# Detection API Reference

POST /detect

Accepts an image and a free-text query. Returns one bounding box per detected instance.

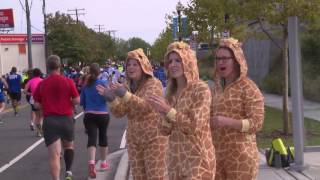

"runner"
[23,69,35,131]
[6,67,22,116]
[24,68,43,136]
[0,75,9,125]
[80,63,110,178]
[34,55,80,180]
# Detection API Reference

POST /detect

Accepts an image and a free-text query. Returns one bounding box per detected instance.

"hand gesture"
[110,82,127,97]
[147,95,171,115]
[96,84,116,102]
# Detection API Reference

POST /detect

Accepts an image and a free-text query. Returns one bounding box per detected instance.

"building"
[0,34,46,75]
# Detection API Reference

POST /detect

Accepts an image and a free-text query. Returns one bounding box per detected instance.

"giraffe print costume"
[109,49,168,180]
[211,38,264,180]
[162,42,216,180]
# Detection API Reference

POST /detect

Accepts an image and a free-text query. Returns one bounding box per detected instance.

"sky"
[0,0,189,44]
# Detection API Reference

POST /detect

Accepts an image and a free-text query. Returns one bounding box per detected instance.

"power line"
[105,30,117,38]
[31,24,43,33]
[67,8,85,24]
[94,24,104,33]
[29,0,33,12]
[18,0,26,12]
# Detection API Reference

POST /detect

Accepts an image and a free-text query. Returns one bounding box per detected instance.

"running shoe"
[65,171,73,180]
[0,119,3,125]
[30,124,35,131]
[100,161,109,171]
[36,131,42,137]
[88,163,96,178]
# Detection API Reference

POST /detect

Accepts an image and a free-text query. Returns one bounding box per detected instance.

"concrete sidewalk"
[119,150,318,180]
[264,93,320,121]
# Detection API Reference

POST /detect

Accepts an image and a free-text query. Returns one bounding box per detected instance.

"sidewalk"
[264,93,320,121]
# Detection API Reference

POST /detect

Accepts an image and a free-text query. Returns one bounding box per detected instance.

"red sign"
[0,34,44,43]
[0,9,14,28]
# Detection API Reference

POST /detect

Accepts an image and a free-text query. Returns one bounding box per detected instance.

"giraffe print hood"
[164,42,199,84]
[126,48,154,78]
[214,38,248,80]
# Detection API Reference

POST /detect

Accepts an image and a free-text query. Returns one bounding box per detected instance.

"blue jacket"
[80,79,108,112]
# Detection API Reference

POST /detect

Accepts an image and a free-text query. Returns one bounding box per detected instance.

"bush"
[197,53,215,81]
[262,53,283,94]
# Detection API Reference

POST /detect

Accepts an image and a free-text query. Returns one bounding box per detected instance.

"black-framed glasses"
[215,56,233,62]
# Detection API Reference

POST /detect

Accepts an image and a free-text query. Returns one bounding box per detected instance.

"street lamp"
[176,1,183,41]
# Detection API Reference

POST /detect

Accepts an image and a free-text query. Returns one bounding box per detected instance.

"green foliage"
[197,53,214,80]
[151,27,173,62]
[47,12,116,65]
[262,24,320,102]
[127,37,151,54]
[113,37,151,61]
[262,53,283,94]
[257,107,320,148]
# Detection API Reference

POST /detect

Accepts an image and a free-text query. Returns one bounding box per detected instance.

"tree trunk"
[282,26,291,135]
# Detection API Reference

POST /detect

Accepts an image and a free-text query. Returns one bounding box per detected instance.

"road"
[0,104,127,179]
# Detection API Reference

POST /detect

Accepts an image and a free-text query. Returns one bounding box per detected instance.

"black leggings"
[83,113,110,147]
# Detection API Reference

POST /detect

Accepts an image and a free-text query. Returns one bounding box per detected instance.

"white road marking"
[0,138,44,173]
[74,112,84,119]
[120,129,127,149]
[0,112,84,173]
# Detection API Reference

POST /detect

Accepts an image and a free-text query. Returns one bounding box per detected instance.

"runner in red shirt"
[34,55,80,180]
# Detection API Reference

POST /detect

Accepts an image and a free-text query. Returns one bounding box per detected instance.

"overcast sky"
[1,0,189,44]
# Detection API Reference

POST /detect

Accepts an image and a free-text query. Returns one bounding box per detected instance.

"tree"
[151,27,173,62]
[47,12,116,65]
[184,0,320,135]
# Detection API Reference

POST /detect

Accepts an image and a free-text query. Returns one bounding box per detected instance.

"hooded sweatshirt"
[211,38,264,180]
[163,42,215,179]
[109,48,166,144]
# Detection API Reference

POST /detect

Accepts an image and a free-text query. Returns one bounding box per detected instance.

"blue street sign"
[181,17,188,39]
[172,17,178,40]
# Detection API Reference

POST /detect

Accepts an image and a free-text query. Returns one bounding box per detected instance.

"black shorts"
[43,116,75,146]
[9,92,21,101]
[30,104,39,111]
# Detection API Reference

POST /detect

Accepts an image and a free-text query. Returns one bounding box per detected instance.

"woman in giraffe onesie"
[210,38,264,180]
[148,42,216,180]
[97,48,168,180]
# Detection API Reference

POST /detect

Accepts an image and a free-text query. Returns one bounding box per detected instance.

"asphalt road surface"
[0,104,127,180]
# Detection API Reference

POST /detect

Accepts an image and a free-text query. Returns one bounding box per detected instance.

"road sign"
[0,9,14,28]
[172,17,178,40]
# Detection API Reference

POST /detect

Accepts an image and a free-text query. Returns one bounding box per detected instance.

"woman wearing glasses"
[210,38,264,180]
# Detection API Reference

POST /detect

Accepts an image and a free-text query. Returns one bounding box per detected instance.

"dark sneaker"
[65,171,73,180]
[30,124,35,131]
[0,120,3,125]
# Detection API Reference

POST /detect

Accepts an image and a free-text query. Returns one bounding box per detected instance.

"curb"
[114,149,129,180]
[87,149,126,180]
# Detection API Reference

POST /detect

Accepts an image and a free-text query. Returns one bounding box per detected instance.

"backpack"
[265,137,295,168]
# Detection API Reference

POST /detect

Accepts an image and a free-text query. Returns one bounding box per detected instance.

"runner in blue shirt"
[6,67,22,116]
[0,76,8,124]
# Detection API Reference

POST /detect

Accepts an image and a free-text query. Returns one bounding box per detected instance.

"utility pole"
[94,24,104,33]
[42,0,48,73]
[105,30,117,38]
[67,8,85,23]
[25,0,33,69]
